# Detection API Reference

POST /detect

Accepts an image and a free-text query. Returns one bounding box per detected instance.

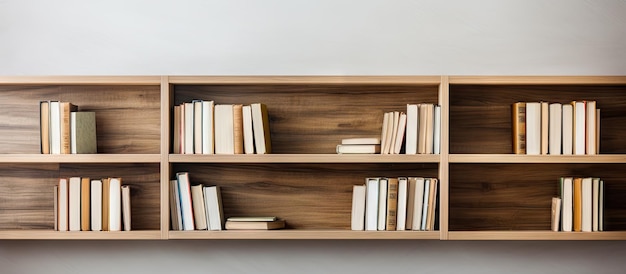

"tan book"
[389,111,400,154]
[426,178,438,231]
[214,104,235,154]
[540,102,549,155]
[573,177,582,232]
[512,102,526,154]
[425,104,434,154]
[121,185,131,231]
[551,197,562,232]
[40,101,50,154]
[596,109,601,153]
[251,103,272,154]
[202,100,215,154]
[191,184,208,230]
[418,104,430,154]
[193,100,203,154]
[80,177,91,231]
[60,102,78,154]
[58,178,68,231]
[225,219,285,230]
[71,112,97,154]
[169,180,182,231]
[405,177,416,230]
[586,101,596,155]
[53,185,58,231]
[242,105,254,154]
[380,112,390,154]
[102,178,110,231]
[385,178,399,230]
[173,105,181,154]
[233,104,244,154]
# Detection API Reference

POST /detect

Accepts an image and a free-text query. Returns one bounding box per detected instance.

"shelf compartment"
[169,230,440,240]
[449,163,626,231]
[171,163,439,230]
[170,154,440,163]
[0,154,161,163]
[0,230,162,240]
[448,231,626,241]
[449,154,626,163]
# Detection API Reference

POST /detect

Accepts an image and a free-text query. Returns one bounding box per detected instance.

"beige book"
[385,178,399,230]
[215,104,235,154]
[53,185,58,231]
[109,178,122,232]
[540,102,549,155]
[396,177,408,231]
[173,105,181,154]
[60,102,78,154]
[225,219,285,230]
[58,178,68,231]
[526,102,541,155]
[425,104,434,154]
[194,100,203,154]
[562,104,573,155]
[551,197,561,232]
[405,104,418,154]
[169,180,182,231]
[548,103,562,155]
[380,112,390,154]
[121,185,131,231]
[389,111,400,154]
[405,177,416,229]
[68,177,81,231]
[233,104,244,154]
[205,185,224,231]
[427,178,438,231]
[586,101,596,155]
[184,102,194,154]
[418,104,430,154]
[251,103,272,154]
[91,179,102,231]
[80,177,91,231]
[202,100,215,154]
[573,101,586,155]
[394,113,407,154]
[242,105,255,154]
[191,184,208,230]
[351,185,366,231]
[40,101,50,154]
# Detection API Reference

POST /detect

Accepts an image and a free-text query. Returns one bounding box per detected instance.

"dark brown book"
[512,102,526,154]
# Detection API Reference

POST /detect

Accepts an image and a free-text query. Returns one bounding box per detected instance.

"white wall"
[2,1,626,273]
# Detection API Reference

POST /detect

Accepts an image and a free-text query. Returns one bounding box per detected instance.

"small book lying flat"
[225,219,285,230]
[227,216,278,222]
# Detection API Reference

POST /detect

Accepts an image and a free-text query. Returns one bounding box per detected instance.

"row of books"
[173,101,271,155]
[351,177,438,231]
[39,101,97,154]
[169,172,224,231]
[512,101,599,155]
[380,104,441,155]
[552,177,604,232]
[54,177,131,231]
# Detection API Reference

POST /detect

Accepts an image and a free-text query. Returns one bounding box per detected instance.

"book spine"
[385,178,398,230]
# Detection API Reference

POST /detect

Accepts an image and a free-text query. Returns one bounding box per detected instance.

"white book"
[393,113,407,154]
[121,185,131,231]
[58,178,68,231]
[421,178,431,231]
[377,178,388,230]
[68,177,81,231]
[365,178,379,231]
[191,184,208,230]
[178,104,185,154]
[202,100,215,154]
[109,177,122,232]
[549,103,562,155]
[433,105,441,154]
[525,102,541,155]
[176,172,195,231]
[389,112,400,154]
[53,185,58,231]
[214,104,235,154]
[599,180,604,231]
[184,102,195,154]
[169,180,183,231]
[562,177,573,232]
[90,179,102,231]
[405,104,418,154]
[50,101,61,154]
[342,137,380,145]
[193,100,203,154]
[541,102,549,155]
[396,177,408,231]
[592,178,600,232]
[574,101,586,155]
[351,185,367,231]
[586,101,596,155]
[380,112,390,154]
[205,186,224,231]
[562,104,574,155]
[242,105,255,154]
[336,144,381,154]
[425,104,434,154]
[582,177,592,232]
[411,177,425,231]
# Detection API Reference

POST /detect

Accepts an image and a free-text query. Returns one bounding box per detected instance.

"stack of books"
[40,101,97,154]
[512,101,599,155]
[173,101,271,155]
[379,103,441,155]
[351,177,438,231]
[54,177,131,231]
[336,138,381,154]
[552,177,604,232]
[169,172,224,231]
[225,216,285,230]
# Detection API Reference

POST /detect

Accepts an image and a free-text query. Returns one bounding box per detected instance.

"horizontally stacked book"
[512,101,599,155]
[351,177,438,231]
[552,177,604,232]
[169,172,224,231]
[40,101,97,154]
[225,217,286,230]
[54,177,131,231]
[173,101,271,154]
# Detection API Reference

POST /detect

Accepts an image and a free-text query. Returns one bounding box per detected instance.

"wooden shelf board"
[448,76,626,85]
[169,154,440,163]
[168,230,440,240]
[449,154,626,163]
[448,231,626,240]
[0,76,161,85]
[0,230,163,240]
[0,154,161,163]
[168,76,441,85]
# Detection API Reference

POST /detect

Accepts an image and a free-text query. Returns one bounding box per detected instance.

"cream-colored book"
[121,185,131,231]
[191,184,207,230]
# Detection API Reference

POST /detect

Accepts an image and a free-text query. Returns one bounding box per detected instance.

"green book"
[70,112,97,154]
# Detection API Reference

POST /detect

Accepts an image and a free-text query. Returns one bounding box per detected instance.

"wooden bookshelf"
[1,75,625,240]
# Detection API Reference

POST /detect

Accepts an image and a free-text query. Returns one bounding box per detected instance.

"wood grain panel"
[449,163,626,231]
[172,163,438,229]
[173,84,439,154]
[0,85,160,154]
[449,85,626,154]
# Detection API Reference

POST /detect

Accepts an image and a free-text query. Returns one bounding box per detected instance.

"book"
[50,101,61,154]
[102,178,110,231]
[433,105,441,154]
[242,105,255,154]
[40,101,50,154]
[405,104,418,154]
[426,178,438,231]
[193,100,203,154]
[169,180,182,231]
[592,178,600,232]
[184,102,194,154]
[582,177,592,232]
[421,178,431,231]
[80,177,90,231]
[176,172,195,230]
[68,177,81,231]
[53,185,58,231]
[548,103,562,155]
[251,103,272,154]
[394,113,407,154]
[336,144,381,154]
[512,102,526,154]
[204,185,224,231]
[341,137,381,145]
[540,102,549,155]
[389,111,400,154]
[173,105,181,154]
[91,179,102,231]
[551,197,561,232]
[380,112,390,154]
[215,104,235,154]
[227,217,278,222]
[418,104,430,154]
[190,184,208,230]
[574,101,586,155]
[60,102,78,154]
[351,185,366,231]
[233,104,244,154]
[562,104,573,155]
[383,112,394,154]
[596,109,601,153]
[573,177,582,232]
[70,112,97,154]
[377,178,388,230]
[412,177,425,231]
[396,177,408,231]
[405,177,416,229]
[121,185,131,231]
[385,178,399,230]
[225,219,285,230]
[58,178,68,231]
[202,100,215,154]
[424,104,435,154]
[586,101,596,155]
[365,178,379,231]
[561,177,573,232]
[525,102,541,155]
[599,180,604,231]
[109,177,122,232]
